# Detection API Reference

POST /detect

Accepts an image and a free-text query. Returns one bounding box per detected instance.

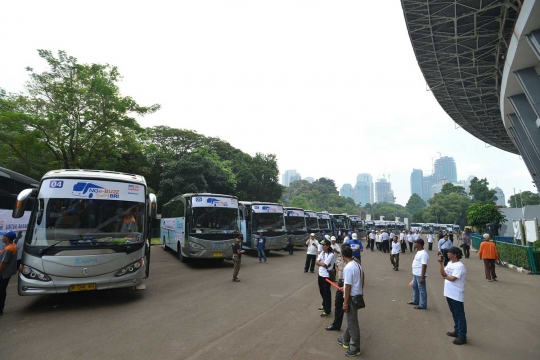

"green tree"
[290,195,310,209]
[508,191,540,207]
[467,204,506,233]
[405,194,427,214]
[6,50,160,170]
[469,177,497,204]
[441,183,467,196]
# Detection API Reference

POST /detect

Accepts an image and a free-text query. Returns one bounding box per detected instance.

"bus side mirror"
[12,188,35,219]
[148,193,157,219]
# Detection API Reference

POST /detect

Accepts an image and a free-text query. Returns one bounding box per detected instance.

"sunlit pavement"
[1,243,539,360]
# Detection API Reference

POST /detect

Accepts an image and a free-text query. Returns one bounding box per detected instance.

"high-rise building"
[340,184,353,199]
[422,175,436,201]
[410,169,424,199]
[281,170,301,187]
[304,177,315,184]
[356,173,374,204]
[353,181,370,206]
[494,187,505,207]
[375,177,394,203]
[434,156,457,183]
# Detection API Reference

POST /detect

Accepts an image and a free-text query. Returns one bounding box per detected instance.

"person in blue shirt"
[257,232,267,263]
[348,233,363,263]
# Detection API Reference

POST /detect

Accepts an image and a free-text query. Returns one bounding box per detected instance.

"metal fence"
[471,234,540,274]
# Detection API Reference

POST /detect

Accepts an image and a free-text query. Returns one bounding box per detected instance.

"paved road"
[1,243,539,360]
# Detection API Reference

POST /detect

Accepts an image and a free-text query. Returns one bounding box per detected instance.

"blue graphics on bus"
[207,198,220,205]
[72,182,104,198]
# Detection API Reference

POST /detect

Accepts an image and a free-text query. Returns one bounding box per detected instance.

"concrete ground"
[1,243,539,360]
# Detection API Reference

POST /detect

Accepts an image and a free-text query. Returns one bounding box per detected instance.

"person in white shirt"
[438,234,453,266]
[390,235,401,271]
[438,246,467,345]
[316,239,335,317]
[337,245,364,357]
[408,239,429,309]
[368,231,375,252]
[399,230,406,253]
[427,232,434,251]
[407,232,414,252]
[319,235,330,254]
[375,231,381,251]
[343,233,350,244]
[380,230,390,253]
[304,233,319,273]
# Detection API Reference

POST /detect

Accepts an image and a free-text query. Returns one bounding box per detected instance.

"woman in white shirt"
[316,239,335,317]
[375,231,381,251]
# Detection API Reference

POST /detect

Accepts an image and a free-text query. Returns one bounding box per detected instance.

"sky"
[0,0,535,206]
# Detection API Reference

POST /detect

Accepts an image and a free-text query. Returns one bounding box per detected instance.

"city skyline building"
[434,156,458,183]
[303,177,315,184]
[353,180,370,206]
[281,170,301,187]
[494,187,505,207]
[340,184,353,199]
[410,169,423,199]
[356,173,374,204]
[422,175,436,202]
[375,177,394,204]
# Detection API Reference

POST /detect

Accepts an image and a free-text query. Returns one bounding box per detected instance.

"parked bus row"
[410,223,460,234]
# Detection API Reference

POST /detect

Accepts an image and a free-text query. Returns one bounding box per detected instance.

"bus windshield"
[253,212,285,232]
[28,198,145,246]
[285,216,306,232]
[350,221,362,229]
[305,217,319,230]
[319,219,331,230]
[333,217,347,228]
[192,207,238,233]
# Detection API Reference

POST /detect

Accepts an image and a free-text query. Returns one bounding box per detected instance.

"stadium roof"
[401,0,521,154]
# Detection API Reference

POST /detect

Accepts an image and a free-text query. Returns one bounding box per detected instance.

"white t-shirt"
[412,250,429,276]
[444,261,466,302]
[306,239,319,255]
[317,251,335,278]
[331,243,341,254]
[343,260,362,296]
[427,234,434,243]
[343,236,350,244]
[369,233,375,240]
[407,234,413,242]
[399,233,405,241]
[380,232,389,241]
[412,233,419,241]
[375,234,381,243]
[391,241,401,254]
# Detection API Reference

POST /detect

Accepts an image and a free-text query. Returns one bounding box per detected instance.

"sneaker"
[233,278,240,282]
[320,312,331,317]
[318,307,325,312]
[446,331,458,337]
[452,337,467,345]
[337,338,349,349]
[345,348,362,357]
[258,261,261,263]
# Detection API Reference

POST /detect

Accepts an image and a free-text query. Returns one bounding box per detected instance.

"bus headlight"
[188,241,205,250]
[114,259,144,277]
[20,265,51,282]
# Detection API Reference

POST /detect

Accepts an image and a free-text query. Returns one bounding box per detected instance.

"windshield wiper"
[39,241,64,255]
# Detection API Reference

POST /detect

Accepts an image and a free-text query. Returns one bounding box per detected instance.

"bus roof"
[183,193,238,199]
[43,169,147,185]
[241,201,282,206]
[0,167,39,187]
[284,207,303,211]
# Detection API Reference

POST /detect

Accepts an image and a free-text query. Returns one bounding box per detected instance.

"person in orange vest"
[478,233,499,282]
[0,231,18,316]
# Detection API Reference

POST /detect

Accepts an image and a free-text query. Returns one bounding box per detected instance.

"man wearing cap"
[316,239,335,317]
[304,233,319,273]
[0,231,18,315]
[348,233,363,264]
[438,246,468,345]
[408,238,429,309]
[232,235,245,282]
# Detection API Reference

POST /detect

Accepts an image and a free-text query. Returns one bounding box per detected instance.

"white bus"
[317,212,332,240]
[284,207,309,246]
[161,193,241,262]
[239,201,287,251]
[12,170,157,295]
[304,210,321,240]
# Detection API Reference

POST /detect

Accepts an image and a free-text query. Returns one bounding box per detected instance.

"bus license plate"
[69,283,97,292]
[213,253,223,257]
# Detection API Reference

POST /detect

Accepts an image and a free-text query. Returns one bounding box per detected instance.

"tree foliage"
[467,204,506,233]
[441,183,467,196]
[412,193,471,228]
[405,194,427,215]
[507,191,540,207]
[469,177,497,204]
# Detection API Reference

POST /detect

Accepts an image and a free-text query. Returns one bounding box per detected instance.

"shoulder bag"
[350,261,365,309]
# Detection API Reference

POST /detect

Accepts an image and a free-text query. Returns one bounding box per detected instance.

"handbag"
[329,268,336,282]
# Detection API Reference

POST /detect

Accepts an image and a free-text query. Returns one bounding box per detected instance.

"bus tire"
[163,236,169,251]
[178,242,188,263]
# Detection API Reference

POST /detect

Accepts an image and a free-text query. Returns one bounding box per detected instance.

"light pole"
[393,196,397,220]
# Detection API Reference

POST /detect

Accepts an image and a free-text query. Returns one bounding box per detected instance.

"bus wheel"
[178,242,188,263]
[163,236,169,251]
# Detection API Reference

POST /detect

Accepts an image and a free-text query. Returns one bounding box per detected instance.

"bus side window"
[36,199,44,225]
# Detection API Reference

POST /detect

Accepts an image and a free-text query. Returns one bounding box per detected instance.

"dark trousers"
[446,297,467,339]
[376,242,381,251]
[318,275,332,314]
[331,280,344,329]
[442,250,450,266]
[305,254,316,272]
[288,243,294,255]
[369,239,375,251]
[462,244,470,258]
[483,259,497,280]
[408,242,414,252]
[382,240,390,253]
[0,276,11,313]
[232,256,241,280]
[401,241,407,253]
[390,253,399,269]
[428,242,433,251]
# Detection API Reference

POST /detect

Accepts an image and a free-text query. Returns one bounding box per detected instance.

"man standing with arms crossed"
[304,233,319,273]
[337,245,364,357]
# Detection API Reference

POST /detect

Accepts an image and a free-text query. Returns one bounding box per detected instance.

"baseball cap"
[3,230,16,241]
[330,236,336,241]
[320,239,329,246]
[325,235,331,241]
[414,238,424,246]
[352,233,358,239]
[310,233,315,237]
[447,246,463,256]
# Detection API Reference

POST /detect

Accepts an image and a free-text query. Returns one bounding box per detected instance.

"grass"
[150,238,161,245]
